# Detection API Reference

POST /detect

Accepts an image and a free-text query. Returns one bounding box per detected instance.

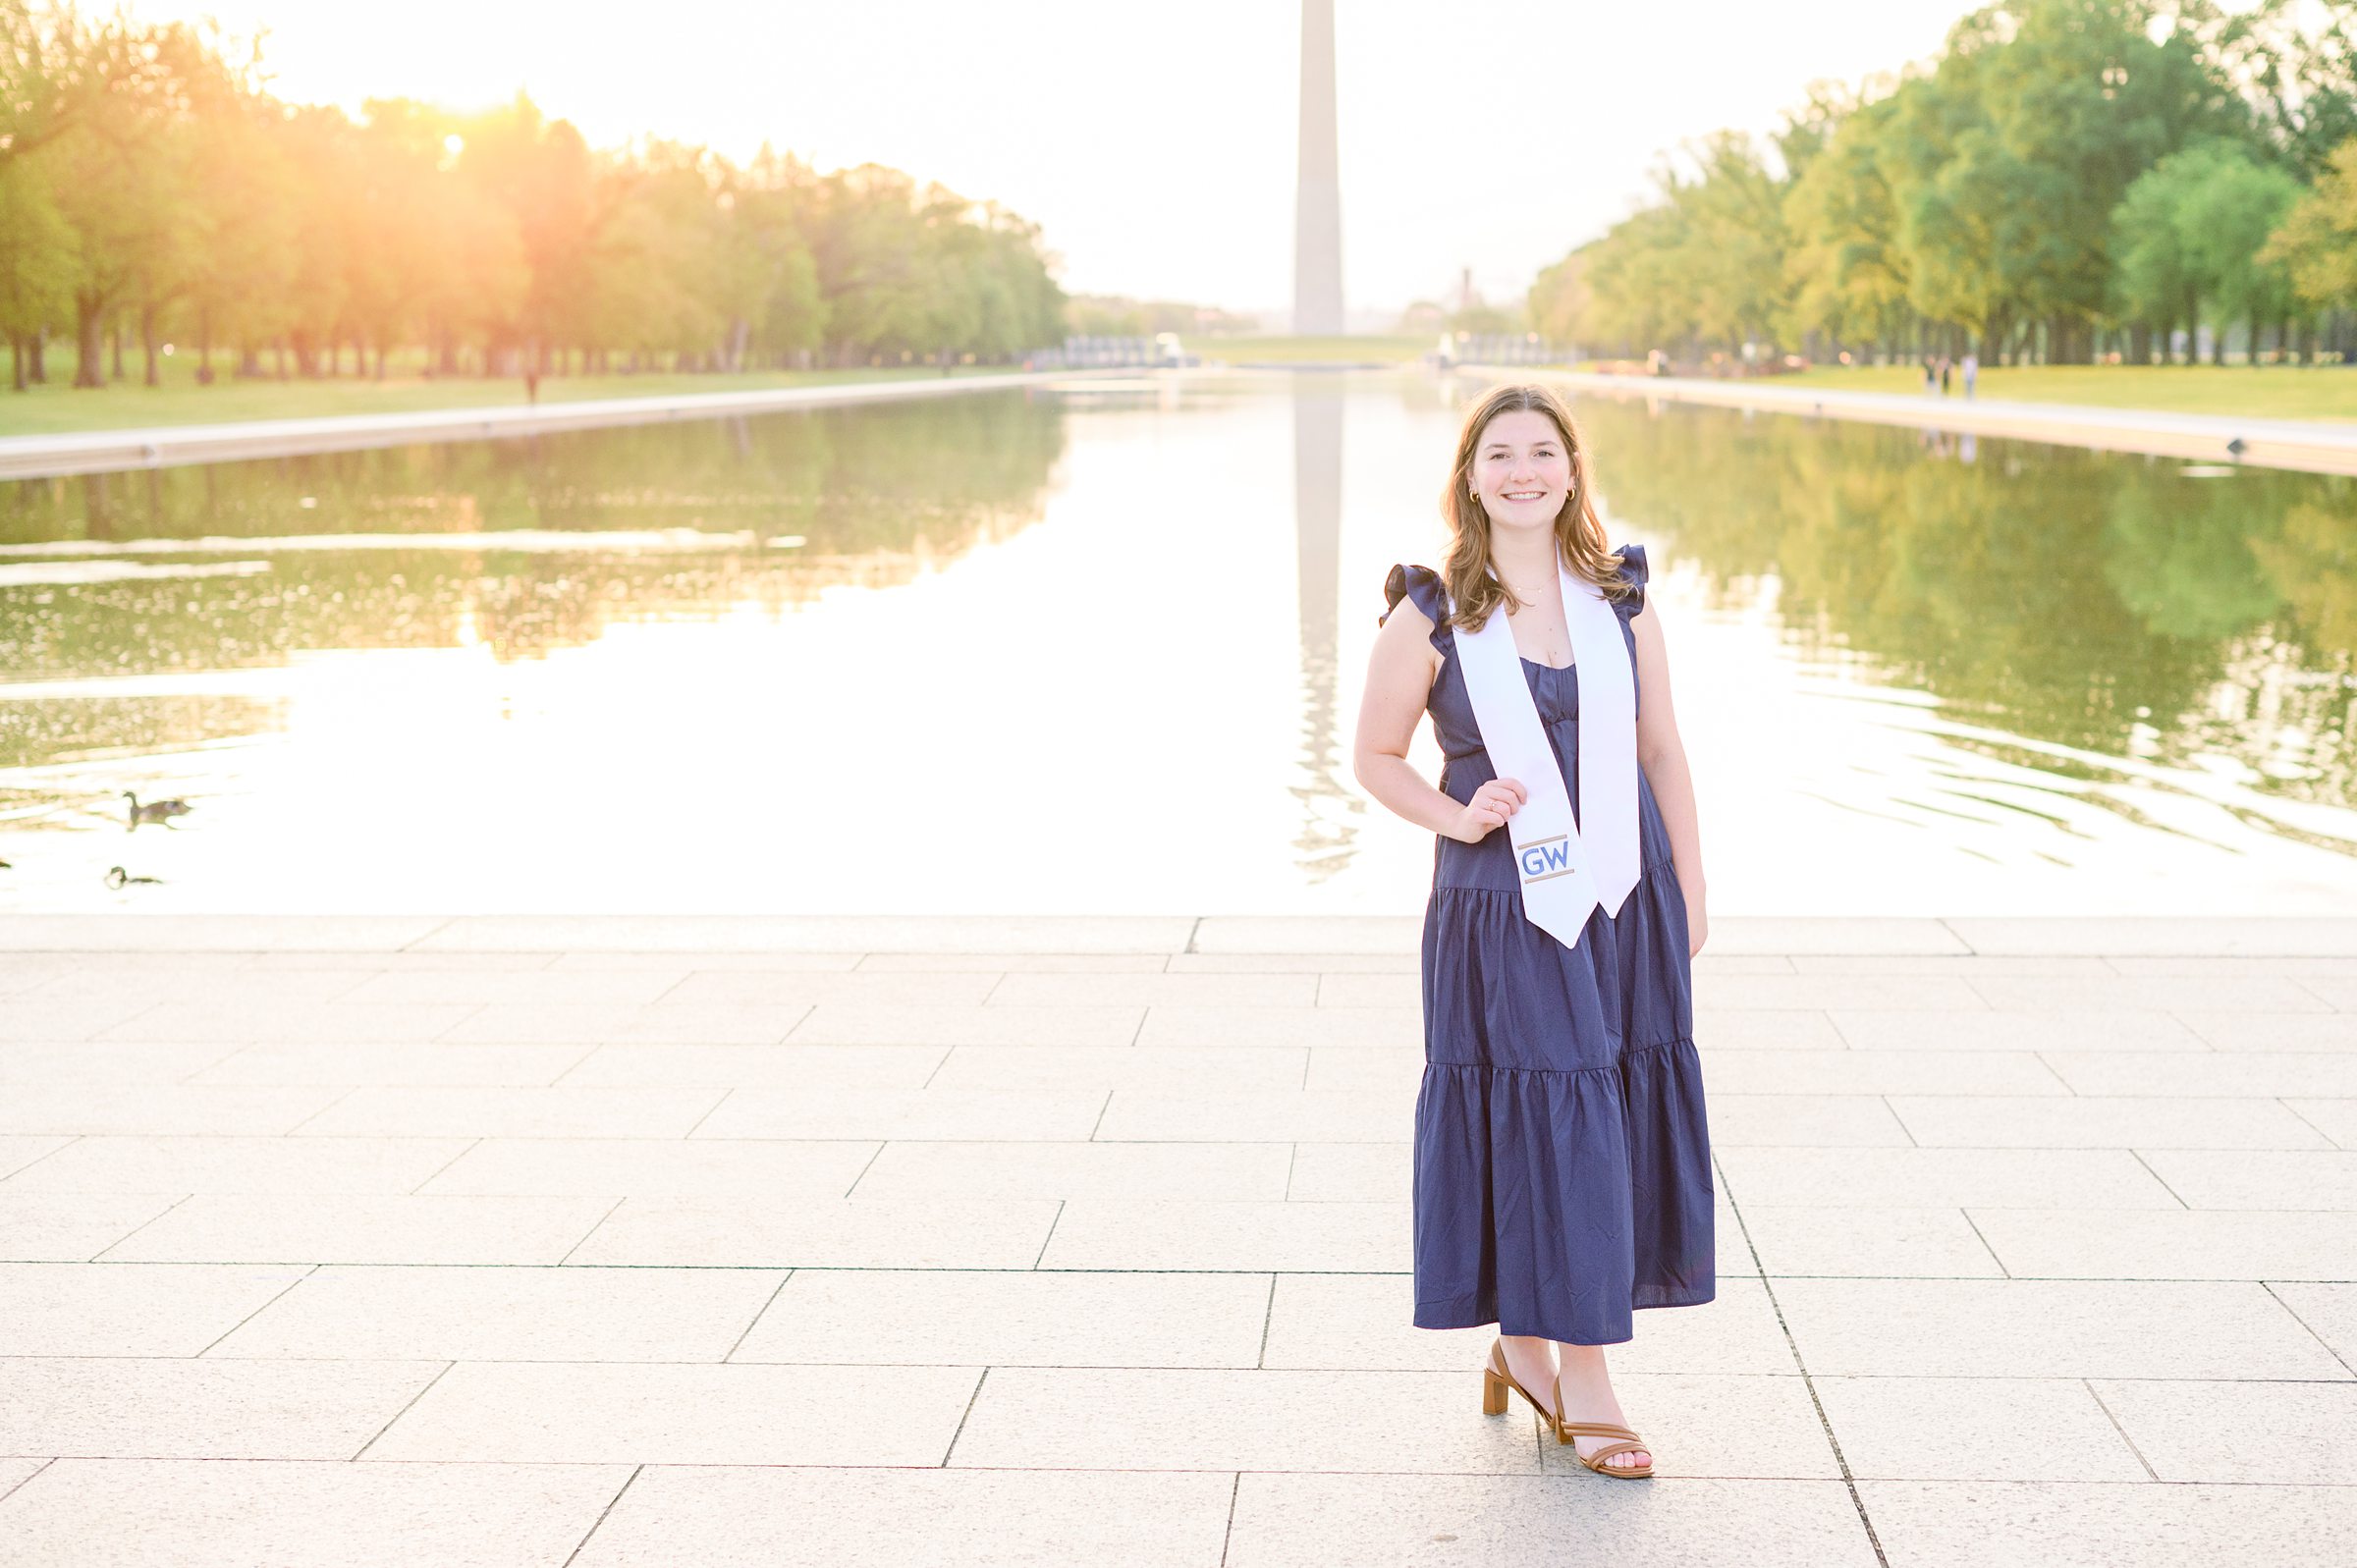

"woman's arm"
[1352,599,1522,841]
[1629,598,1709,955]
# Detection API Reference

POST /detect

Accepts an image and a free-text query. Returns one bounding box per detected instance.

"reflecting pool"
[1,372,2352,915]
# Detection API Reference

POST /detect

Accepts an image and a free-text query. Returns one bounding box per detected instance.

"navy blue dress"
[1381,545,1715,1345]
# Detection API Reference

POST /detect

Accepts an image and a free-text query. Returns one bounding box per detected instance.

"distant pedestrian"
[1922,359,1936,396]
[524,368,539,405]
[1962,352,1979,400]
[1940,357,1952,396]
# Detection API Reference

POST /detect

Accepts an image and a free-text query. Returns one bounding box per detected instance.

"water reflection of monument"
[1290,384,1360,878]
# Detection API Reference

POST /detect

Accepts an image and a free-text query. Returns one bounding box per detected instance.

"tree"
[0,152,71,387]
[2263,135,2357,318]
[44,17,212,386]
[2113,139,2300,364]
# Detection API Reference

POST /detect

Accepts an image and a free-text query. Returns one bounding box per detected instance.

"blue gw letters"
[1518,836,1572,880]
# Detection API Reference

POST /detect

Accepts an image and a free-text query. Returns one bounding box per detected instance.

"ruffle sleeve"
[1381,563,1448,628]
[1612,543,1649,619]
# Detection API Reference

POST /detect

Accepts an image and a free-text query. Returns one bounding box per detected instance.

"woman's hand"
[1686,892,1709,958]
[1447,778,1527,843]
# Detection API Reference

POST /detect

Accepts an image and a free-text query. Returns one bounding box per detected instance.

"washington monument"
[1294,0,1343,335]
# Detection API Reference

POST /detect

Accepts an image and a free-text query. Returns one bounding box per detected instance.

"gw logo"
[1516,835,1577,884]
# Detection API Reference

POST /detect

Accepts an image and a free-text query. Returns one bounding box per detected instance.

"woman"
[1351,382,1715,1478]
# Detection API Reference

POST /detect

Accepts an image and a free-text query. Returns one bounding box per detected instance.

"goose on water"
[124,792,192,831]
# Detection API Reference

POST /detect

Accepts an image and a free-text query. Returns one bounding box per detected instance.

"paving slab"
[1702,1094,1915,1147]
[1811,1375,2151,1482]
[556,1042,946,1089]
[0,916,446,950]
[95,1193,619,1266]
[1137,1004,1421,1048]
[0,1192,186,1262]
[1036,1198,1406,1271]
[20,969,370,1003]
[437,1002,805,1045]
[0,1134,472,1195]
[573,1466,1234,1568]
[2136,1149,2357,1210]
[564,1196,1060,1269]
[1689,1008,1848,1048]
[2038,1051,2357,1097]
[923,1044,1311,1093]
[1966,1207,2357,1280]
[0,1041,240,1084]
[366,1360,982,1465]
[1966,974,2332,1013]
[2267,1283,2357,1369]
[659,970,998,1006]
[1224,1473,1877,1568]
[295,1085,729,1138]
[848,1139,1292,1201]
[1736,1205,2007,1277]
[729,1269,1271,1367]
[0,1459,630,1568]
[0,1136,70,1180]
[0,1085,343,1136]
[1697,1049,2069,1096]
[414,914,1195,953]
[329,969,686,1005]
[210,1265,786,1361]
[1715,1147,2180,1210]
[1303,1046,1420,1091]
[2289,1097,2357,1145]
[2092,1378,2357,1483]
[787,1003,1144,1047]
[2175,1010,2357,1051]
[0,1357,440,1459]
[0,1262,311,1355]
[95,1002,484,1043]
[1165,951,1420,973]
[1698,975,1989,1011]
[1854,1479,2357,1568]
[1944,917,2357,955]
[0,1000,172,1042]
[414,1137,877,1198]
[1092,1089,1412,1142]
[1829,1009,2210,1052]
[1771,1278,2352,1379]
[188,1042,593,1087]
[1884,1095,2330,1149]
[856,951,1171,971]
[454,1002,817,1045]
[690,1086,1108,1141]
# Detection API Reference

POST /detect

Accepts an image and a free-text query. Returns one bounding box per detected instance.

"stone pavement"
[1,913,2353,1567]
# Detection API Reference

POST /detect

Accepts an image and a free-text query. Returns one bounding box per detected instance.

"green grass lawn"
[1775,362,2357,423]
[0,351,1047,438]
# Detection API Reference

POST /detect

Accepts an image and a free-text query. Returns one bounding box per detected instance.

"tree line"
[0,3,1069,392]
[1530,0,2357,367]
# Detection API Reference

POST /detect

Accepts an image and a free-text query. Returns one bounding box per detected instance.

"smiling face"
[1470,407,1575,533]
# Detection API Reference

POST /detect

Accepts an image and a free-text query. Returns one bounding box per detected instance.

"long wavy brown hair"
[1438,382,1631,631]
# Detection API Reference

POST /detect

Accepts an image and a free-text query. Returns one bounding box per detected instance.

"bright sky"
[129,0,1995,317]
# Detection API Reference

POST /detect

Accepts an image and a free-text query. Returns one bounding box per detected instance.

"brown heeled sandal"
[1553,1371,1655,1478]
[1480,1338,1560,1431]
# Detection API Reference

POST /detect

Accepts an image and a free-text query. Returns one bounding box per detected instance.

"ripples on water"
[0,373,2350,914]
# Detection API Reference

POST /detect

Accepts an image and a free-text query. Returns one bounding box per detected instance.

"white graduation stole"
[1450,552,1640,947]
